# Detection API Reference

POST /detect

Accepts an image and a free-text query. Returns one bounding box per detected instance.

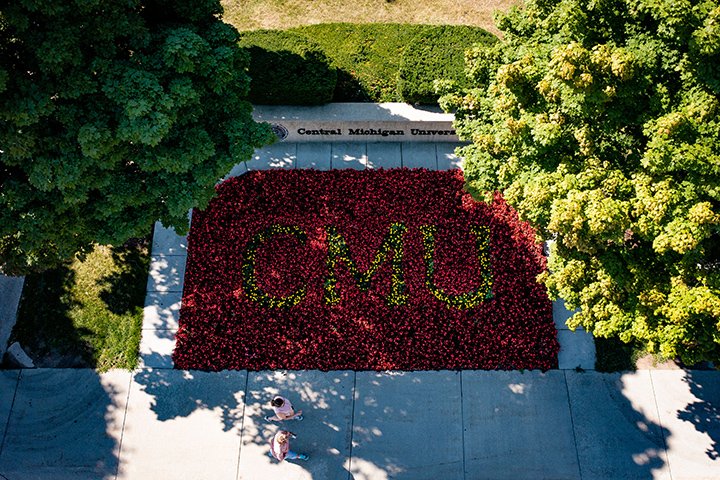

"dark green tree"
[0,0,274,274]
[441,0,720,364]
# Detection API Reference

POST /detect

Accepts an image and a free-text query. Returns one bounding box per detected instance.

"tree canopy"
[0,0,273,275]
[441,0,720,364]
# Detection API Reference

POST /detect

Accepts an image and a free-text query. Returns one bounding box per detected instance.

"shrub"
[397,25,496,104]
[239,24,497,105]
[290,23,424,102]
[239,30,337,105]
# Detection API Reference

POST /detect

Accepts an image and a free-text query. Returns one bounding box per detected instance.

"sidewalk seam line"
[563,370,583,480]
[236,371,250,480]
[649,371,673,480]
[0,369,21,463]
[364,142,368,170]
[460,370,466,480]
[114,369,134,480]
[347,371,358,480]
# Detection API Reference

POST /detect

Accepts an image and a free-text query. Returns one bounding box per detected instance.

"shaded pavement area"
[0,367,718,479]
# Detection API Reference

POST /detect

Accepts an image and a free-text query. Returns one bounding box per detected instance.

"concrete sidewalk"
[0,367,718,479]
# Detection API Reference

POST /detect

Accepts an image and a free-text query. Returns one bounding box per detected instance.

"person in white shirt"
[264,395,303,421]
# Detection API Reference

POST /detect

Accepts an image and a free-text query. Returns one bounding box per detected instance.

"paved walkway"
[1,142,718,479]
[1,368,718,479]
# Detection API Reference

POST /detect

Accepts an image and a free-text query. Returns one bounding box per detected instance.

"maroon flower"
[173,169,558,371]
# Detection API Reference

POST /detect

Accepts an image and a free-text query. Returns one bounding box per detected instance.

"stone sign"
[253,102,460,143]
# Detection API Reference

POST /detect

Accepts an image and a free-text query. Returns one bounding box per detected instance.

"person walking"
[264,395,303,421]
[268,430,309,462]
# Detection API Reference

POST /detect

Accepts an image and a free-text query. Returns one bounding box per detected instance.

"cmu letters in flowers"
[174,169,558,371]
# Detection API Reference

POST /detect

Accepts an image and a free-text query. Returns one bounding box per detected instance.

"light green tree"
[0,0,274,274]
[441,0,720,364]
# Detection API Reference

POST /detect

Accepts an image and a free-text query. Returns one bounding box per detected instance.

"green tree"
[441,0,720,364]
[0,0,274,274]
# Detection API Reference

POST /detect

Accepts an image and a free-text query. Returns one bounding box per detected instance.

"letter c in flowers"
[241,225,308,308]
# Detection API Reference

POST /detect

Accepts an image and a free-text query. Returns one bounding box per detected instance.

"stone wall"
[0,275,24,359]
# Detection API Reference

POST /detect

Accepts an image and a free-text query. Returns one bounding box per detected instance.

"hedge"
[239,23,496,104]
[290,23,423,102]
[397,25,496,104]
[238,30,337,105]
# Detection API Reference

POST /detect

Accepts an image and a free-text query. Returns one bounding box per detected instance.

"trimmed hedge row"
[397,25,496,104]
[238,30,337,105]
[239,23,496,105]
[292,23,420,103]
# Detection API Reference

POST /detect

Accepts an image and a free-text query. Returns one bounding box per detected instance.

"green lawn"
[221,0,518,36]
[12,241,149,371]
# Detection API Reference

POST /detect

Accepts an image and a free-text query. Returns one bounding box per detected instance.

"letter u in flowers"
[419,225,493,309]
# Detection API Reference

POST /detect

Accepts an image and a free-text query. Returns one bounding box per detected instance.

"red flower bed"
[173,169,558,371]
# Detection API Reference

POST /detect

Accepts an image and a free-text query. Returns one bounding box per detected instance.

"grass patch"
[11,240,149,371]
[221,0,518,36]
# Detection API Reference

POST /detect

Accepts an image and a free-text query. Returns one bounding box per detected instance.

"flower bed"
[174,169,558,371]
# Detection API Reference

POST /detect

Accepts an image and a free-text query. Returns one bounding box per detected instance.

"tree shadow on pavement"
[129,353,705,480]
[131,361,355,480]
[0,368,127,480]
[565,371,671,480]
[131,367,245,427]
[677,370,720,460]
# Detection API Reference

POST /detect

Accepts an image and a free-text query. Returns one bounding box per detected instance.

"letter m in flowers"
[324,223,408,306]
[420,225,493,309]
